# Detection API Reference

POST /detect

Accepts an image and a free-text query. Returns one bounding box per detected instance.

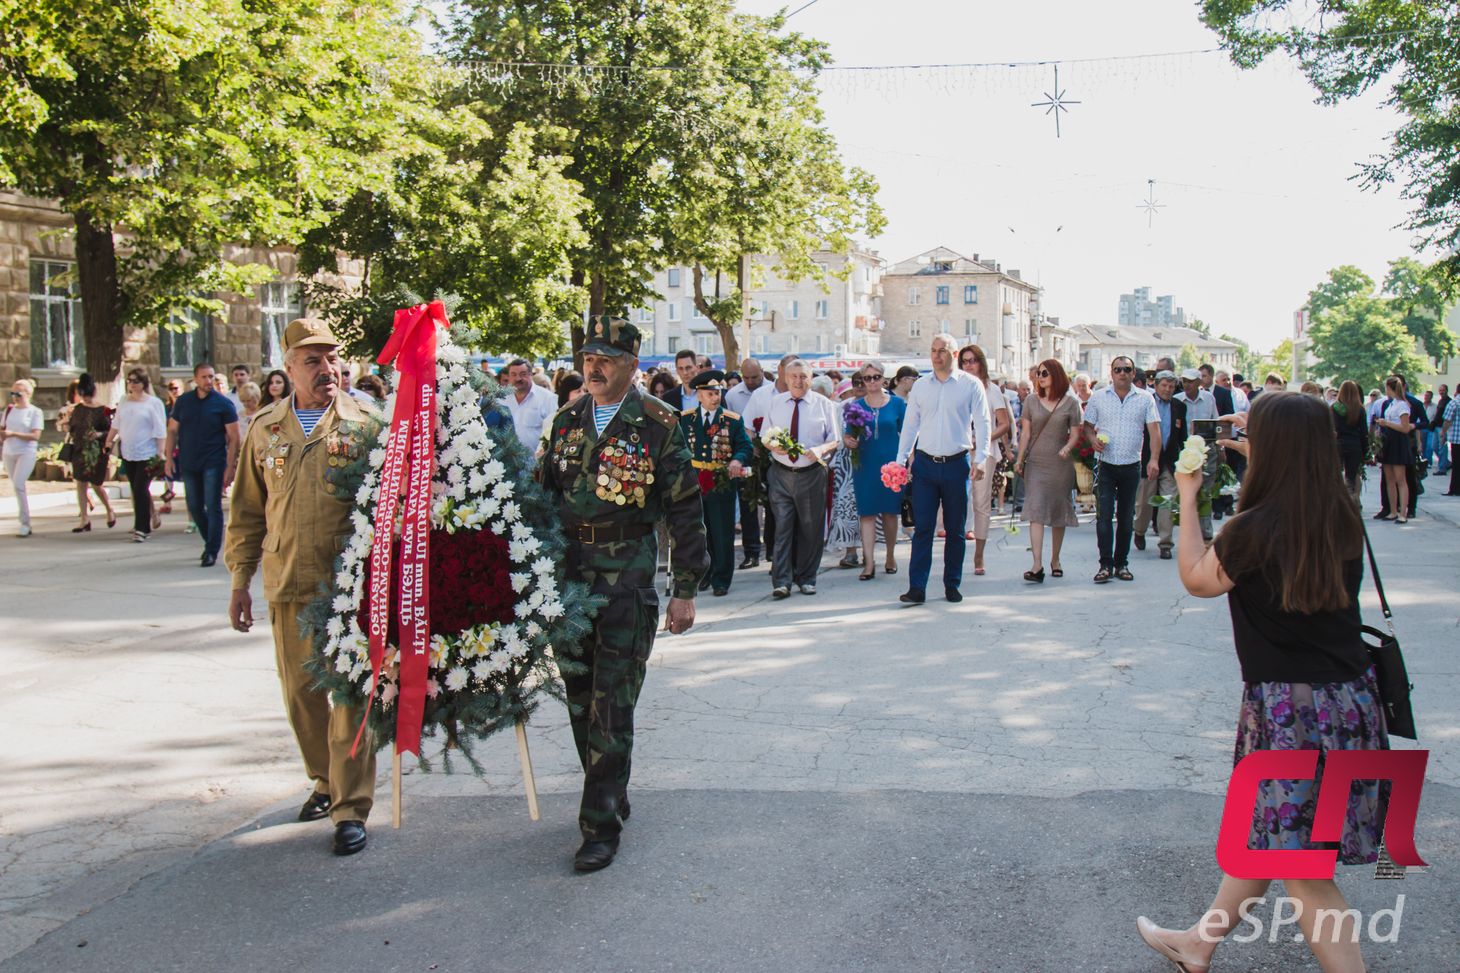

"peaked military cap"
[283,318,341,352]
[689,369,728,391]
[582,315,641,358]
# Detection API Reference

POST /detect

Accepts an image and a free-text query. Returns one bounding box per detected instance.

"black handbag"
[1360,524,1417,740]
[58,441,75,464]
[900,492,915,528]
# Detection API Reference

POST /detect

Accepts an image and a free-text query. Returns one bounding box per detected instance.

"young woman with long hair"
[1374,376,1413,523]
[65,372,118,531]
[957,344,1011,574]
[1333,380,1367,499]
[1136,392,1388,973]
[259,369,291,407]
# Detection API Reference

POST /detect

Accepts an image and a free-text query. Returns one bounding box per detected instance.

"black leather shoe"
[698,575,712,592]
[713,587,728,596]
[299,792,332,822]
[1132,533,1146,551]
[945,587,963,603]
[619,797,631,823]
[899,588,926,604]
[200,553,217,567]
[573,838,619,872]
[332,820,367,856]
[739,555,760,569]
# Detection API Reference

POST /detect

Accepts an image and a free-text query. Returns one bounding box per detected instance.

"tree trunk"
[691,263,739,366]
[73,209,125,405]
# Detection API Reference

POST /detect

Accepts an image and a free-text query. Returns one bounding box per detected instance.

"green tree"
[1187,317,1212,338]
[1200,2,1460,289]
[1177,343,1202,370]
[1307,295,1425,393]
[1382,256,1458,365]
[1306,265,1375,320]
[0,0,450,393]
[448,0,881,363]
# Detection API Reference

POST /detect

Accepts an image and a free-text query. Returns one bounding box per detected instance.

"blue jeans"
[181,466,225,559]
[1096,461,1141,569]
[908,451,971,592]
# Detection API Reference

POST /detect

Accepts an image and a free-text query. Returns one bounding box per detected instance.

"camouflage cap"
[283,318,341,352]
[582,315,641,358]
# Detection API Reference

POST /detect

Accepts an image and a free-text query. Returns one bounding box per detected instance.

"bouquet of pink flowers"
[880,461,911,492]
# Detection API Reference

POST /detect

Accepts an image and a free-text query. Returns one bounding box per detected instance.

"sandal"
[1115,566,1134,581]
[859,566,876,581]
[884,563,898,574]
[1093,567,1113,584]
[1050,564,1064,578]
[1023,568,1045,583]
[1136,917,1210,973]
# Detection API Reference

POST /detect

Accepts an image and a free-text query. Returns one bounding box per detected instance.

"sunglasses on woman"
[1037,369,1050,378]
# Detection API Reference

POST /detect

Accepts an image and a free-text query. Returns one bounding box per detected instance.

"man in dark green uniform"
[682,370,752,596]
[538,316,708,872]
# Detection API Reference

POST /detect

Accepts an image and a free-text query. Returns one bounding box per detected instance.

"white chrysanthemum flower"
[510,572,531,593]
[369,448,386,467]
[334,653,352,673]
[449,482,467,501]
[509,540,530,562]
[468,469,488,493]
[492,482,512,500]
[326,616,345,639]
[350,510,370,534]
[480,498,500,519]
[446,465,464,486]
[332,593,353,613]
[531,556,554,576]
[349,659,367,681]
[514,599,532,619]
[523,537,542,555]
[444,667,469,692]
[491,520,507,536]
[525,620,542,638]
[487,649,512,673]
[512,523,533,543]
[501,501,521,522]
[472,660,496,684]
[527,590,545,610]
[483,459,506,483]
[541,600,565,620]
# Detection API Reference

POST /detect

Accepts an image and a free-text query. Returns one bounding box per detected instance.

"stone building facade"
[1,192,354,415]
[877,246,1040,379]
[1074,324,1239,377]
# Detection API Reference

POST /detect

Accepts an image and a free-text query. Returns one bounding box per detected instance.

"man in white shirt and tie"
[762,360,841,598]
[895,333,990,604]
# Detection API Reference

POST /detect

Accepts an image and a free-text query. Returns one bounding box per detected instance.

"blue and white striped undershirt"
[294,406,328,438]
[592,400,623,436]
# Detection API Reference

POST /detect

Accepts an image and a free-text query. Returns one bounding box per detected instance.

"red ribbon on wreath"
[353,301,445,758]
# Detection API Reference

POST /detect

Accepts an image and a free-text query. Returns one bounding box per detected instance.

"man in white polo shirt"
[1082,356,1161,584]
[502,358,558,461]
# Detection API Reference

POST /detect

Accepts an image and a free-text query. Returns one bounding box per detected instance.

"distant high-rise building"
[1118,286,1186,328]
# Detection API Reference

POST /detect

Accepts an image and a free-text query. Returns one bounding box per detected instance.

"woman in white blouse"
[2,379,44,537]
[105,368,168,541]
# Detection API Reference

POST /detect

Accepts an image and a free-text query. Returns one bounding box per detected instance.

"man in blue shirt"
[165,362,240,566]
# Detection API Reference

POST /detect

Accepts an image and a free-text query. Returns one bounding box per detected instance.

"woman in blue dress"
[845,364,907,580]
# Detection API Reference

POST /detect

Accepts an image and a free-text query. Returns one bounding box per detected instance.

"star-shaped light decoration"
[1031,64,1080,138]
[1137,179,1164,228]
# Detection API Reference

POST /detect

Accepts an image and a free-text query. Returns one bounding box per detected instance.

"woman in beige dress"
[1014,359,1084,581]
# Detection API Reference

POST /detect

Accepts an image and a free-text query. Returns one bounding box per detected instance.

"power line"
[785,0,823,19]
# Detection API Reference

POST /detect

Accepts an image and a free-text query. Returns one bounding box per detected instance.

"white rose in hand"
[1175,437,1207,475]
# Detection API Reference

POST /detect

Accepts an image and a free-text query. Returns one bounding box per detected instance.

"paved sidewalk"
[2,478,1456,969]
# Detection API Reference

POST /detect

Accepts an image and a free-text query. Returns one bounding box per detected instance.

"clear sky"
[736,0,1425,353]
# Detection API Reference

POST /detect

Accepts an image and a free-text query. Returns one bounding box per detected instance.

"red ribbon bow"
[354,301,446,758]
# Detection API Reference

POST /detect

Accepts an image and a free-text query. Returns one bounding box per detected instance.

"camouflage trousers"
[562,540,663,842]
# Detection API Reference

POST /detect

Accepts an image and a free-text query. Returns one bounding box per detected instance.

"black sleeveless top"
[1215,540,1370,684]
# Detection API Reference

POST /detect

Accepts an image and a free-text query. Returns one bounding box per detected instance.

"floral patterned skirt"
[1233,667,1391,865]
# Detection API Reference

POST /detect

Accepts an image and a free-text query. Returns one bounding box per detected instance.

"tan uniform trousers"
[271,601,375,824]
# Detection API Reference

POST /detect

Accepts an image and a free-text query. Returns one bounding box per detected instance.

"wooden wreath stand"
[391,718,541,828]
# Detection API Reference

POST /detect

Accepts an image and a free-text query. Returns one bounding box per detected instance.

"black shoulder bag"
[1360,524,1417,740]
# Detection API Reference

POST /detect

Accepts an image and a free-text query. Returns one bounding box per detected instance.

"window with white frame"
[160,307,212,369]
[814,334,825,353]
[788,300,800,320]
[666,267,681,288]
[691,302,705,320]
[964,285,978,304]
[694,334,713,355]
[790,334,801,353]
[667,301,681,322]
[908,319,921,338]
[638,307,653,323]
[667,336,679,352]
[963,318,976,338]
[756,335,770,353]
[758,300,770,319]
[907,286,921,305]
[260,280,301,369]
[29,259,85,369]
[815,299,829,319]
[641,331,655,356]
[935,286,950,305]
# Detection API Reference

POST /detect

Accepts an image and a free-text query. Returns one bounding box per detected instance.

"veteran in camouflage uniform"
[539,316,708,872]
[682,370,753,596]
[224,319,383,857]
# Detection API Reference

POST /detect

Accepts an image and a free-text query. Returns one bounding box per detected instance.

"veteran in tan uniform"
[224,319,382,856]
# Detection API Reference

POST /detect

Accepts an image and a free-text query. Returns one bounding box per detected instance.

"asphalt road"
[2,476,1456,971]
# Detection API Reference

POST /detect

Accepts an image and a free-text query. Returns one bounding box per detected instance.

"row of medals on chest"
[594,438,654,506]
